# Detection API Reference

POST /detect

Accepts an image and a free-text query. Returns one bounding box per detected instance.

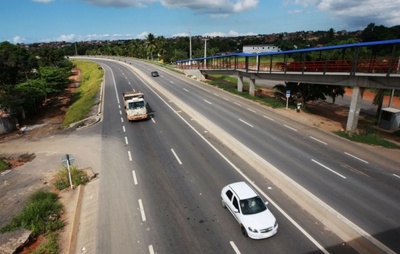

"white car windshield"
[240,196,267,215]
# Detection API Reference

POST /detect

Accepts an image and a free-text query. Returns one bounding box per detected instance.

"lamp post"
[188,29,192,60]
[202,37,209,68]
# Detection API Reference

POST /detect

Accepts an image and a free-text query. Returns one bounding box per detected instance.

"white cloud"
[81,0,258,14]
[43,32,150,42]
[57,34,77,42]
[162,0,259,14]
[81,0,154,7]
[13,36,25,44]
[173,30,255,38]
[287,0,400,28]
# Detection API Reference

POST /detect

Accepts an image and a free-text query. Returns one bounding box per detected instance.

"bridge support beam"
[249,78,256,96]
[237,75,243,92]
[346,86,364,133]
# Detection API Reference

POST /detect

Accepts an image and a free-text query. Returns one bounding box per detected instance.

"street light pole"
[188,29,192,60]
[202,37,209,68]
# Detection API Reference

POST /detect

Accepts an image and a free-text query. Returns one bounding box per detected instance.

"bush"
[0,159,9,172]
[334,127,400,149]
[0,190,64,236]
[30,232,59,254]
[54,165,89,190]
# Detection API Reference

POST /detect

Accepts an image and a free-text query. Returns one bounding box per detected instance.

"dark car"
[151,71,159,77]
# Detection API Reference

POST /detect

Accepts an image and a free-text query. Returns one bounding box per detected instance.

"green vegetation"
[30,232,59,254]
[335,128,400,149]
[0,165,90,252]
[62,60,103,127]
[0,159,9,172]
[210,75,290,109]
[0,190,64,236]
[54,165,89,190]
[207,74,286,108]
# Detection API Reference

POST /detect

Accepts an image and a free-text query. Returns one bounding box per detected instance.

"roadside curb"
[67,185,84,254]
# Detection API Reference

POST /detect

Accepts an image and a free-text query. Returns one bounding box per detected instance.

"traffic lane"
[95,136,151,253]
[86,62,154,253]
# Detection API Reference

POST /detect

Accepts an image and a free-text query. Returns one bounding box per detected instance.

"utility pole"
[188,29,192,60]
[202,37,209,68]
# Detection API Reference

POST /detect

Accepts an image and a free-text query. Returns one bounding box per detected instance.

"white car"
[221,181,278,239]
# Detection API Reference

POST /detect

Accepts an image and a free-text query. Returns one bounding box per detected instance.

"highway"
[78,57,399,253]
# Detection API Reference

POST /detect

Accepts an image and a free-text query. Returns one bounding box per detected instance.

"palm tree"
[155,36,166,62]
[144,33,156,60]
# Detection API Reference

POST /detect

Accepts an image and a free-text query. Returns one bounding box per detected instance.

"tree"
[372,89,385,117]
[39,67,71,94]
[0,42,37,87]
[273,82,345,108]
[36,46,66,67]
[144,33,156,60]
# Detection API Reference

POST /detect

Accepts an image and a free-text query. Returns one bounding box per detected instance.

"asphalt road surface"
[73,57,399,254]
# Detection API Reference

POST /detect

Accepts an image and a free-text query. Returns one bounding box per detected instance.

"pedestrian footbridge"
[176,39,400,132]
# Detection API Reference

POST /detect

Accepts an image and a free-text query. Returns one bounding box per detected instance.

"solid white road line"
[138,199,146,221]
[312,159,347,179]
[171,149,183,165]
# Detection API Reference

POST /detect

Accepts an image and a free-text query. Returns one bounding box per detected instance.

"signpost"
[286,90,291,110]
[61,154,74,189]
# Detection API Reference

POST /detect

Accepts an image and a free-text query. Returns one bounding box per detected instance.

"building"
[242,45,280,54]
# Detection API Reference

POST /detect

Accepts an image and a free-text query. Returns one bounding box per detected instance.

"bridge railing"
[176,39,400,76]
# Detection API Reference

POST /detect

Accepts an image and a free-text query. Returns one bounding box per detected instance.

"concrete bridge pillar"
[237,75,243,92]
[346,86,364,133]
[249,78,256,96]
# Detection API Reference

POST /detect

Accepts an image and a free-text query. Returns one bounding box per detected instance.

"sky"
[2,0,400,44]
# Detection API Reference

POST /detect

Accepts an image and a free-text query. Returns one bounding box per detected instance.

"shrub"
[54,165,89,190]
[0,159,9,172]
[0,190,64,236]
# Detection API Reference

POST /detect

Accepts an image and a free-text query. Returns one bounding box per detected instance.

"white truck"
[122,90,148,121]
